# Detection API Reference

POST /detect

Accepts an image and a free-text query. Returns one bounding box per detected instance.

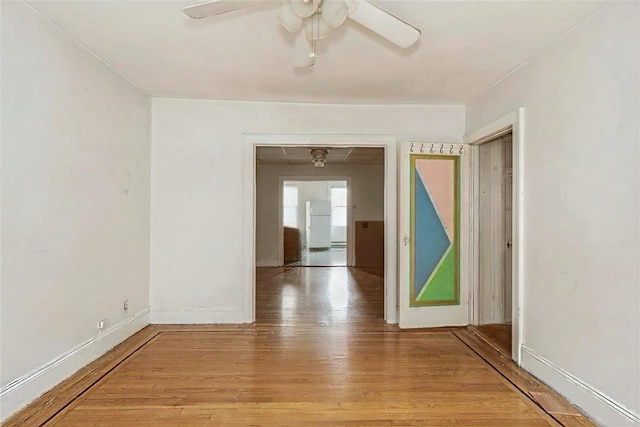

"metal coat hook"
[420,143,424,153]
[410,142,414,153]
[449,145,454,154]
[430,144,434,154]
[440,144,444,154]
[459,145,464,155]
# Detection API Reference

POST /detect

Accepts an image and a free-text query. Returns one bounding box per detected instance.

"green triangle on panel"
[418,246,456,302]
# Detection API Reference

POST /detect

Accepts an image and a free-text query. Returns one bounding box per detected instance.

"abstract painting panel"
[411,155,459,306]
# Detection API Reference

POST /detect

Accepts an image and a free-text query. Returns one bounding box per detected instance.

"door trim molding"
[464,108,525,364]
[243,134,398,324]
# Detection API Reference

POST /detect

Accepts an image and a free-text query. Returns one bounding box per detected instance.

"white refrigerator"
[306,200,331,249]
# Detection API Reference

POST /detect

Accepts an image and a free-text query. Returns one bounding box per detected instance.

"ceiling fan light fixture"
[291,0,320,18]
[278,3,303,33]
[321,0,349,28]
[183,0,421,69]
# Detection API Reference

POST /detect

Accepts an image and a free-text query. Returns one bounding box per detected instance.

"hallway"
[7,267,593,426]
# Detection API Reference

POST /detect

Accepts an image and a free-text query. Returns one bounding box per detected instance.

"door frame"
[278,176,353,266]
[464,108,525,364]
[242,134,398,324]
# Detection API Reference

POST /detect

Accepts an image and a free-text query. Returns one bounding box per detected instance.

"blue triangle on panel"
[414,168,451,298]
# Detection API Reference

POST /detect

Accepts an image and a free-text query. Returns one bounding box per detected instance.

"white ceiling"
[30,0,604,103]
[256,147,384,164]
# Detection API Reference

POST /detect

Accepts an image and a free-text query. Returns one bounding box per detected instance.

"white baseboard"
[521,345,639,426]
[150,307,246,324]
[0,308,150,422]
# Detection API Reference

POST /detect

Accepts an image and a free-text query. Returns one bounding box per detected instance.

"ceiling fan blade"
[183,0,264,19]
[294,30,315,68]
[348,0,420,48]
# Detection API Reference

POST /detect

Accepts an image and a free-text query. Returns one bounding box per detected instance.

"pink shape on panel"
[416,158,454,241]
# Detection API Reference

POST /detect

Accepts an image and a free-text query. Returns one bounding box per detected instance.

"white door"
[398,142,469,328]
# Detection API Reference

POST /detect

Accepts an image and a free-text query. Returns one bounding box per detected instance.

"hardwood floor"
[473,323,512,357]
[3,267,594,426]
[255,266,385,327]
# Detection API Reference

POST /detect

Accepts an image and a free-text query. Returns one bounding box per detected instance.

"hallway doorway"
[282,180,349,267]
[245,135,398,324]
[475,132,513,357]
[253,142,387,324]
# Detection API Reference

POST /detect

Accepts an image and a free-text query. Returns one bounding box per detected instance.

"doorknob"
[506,240,512,249]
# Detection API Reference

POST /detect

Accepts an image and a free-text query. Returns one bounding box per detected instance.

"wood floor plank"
[472,323,512,357]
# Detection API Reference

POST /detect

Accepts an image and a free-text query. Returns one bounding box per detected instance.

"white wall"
[1,2,151,420]
[150,99,464,323]
[466,2,639,425]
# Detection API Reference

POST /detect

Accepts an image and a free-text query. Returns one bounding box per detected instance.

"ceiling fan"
[183,0,421,68]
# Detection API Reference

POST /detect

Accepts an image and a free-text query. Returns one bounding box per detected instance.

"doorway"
[466,108,524,363]
[246,137,396,324]
[476,133,513,357]
[282,179,349,267]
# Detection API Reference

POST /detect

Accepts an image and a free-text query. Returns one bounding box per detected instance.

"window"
[283,185,298,228]
[331,187,347,227]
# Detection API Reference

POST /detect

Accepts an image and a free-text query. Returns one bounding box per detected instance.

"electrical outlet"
[123,300,129,311]
[97,319,106,331]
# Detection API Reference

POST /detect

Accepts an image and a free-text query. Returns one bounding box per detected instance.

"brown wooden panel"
[283,226,301,264]
[355,221,384,267]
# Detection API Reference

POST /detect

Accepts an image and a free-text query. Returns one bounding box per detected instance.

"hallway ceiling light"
[310,148,329,167]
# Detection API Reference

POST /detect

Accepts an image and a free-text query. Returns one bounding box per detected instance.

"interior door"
[504,135,513,323]
[399,142,469,328]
